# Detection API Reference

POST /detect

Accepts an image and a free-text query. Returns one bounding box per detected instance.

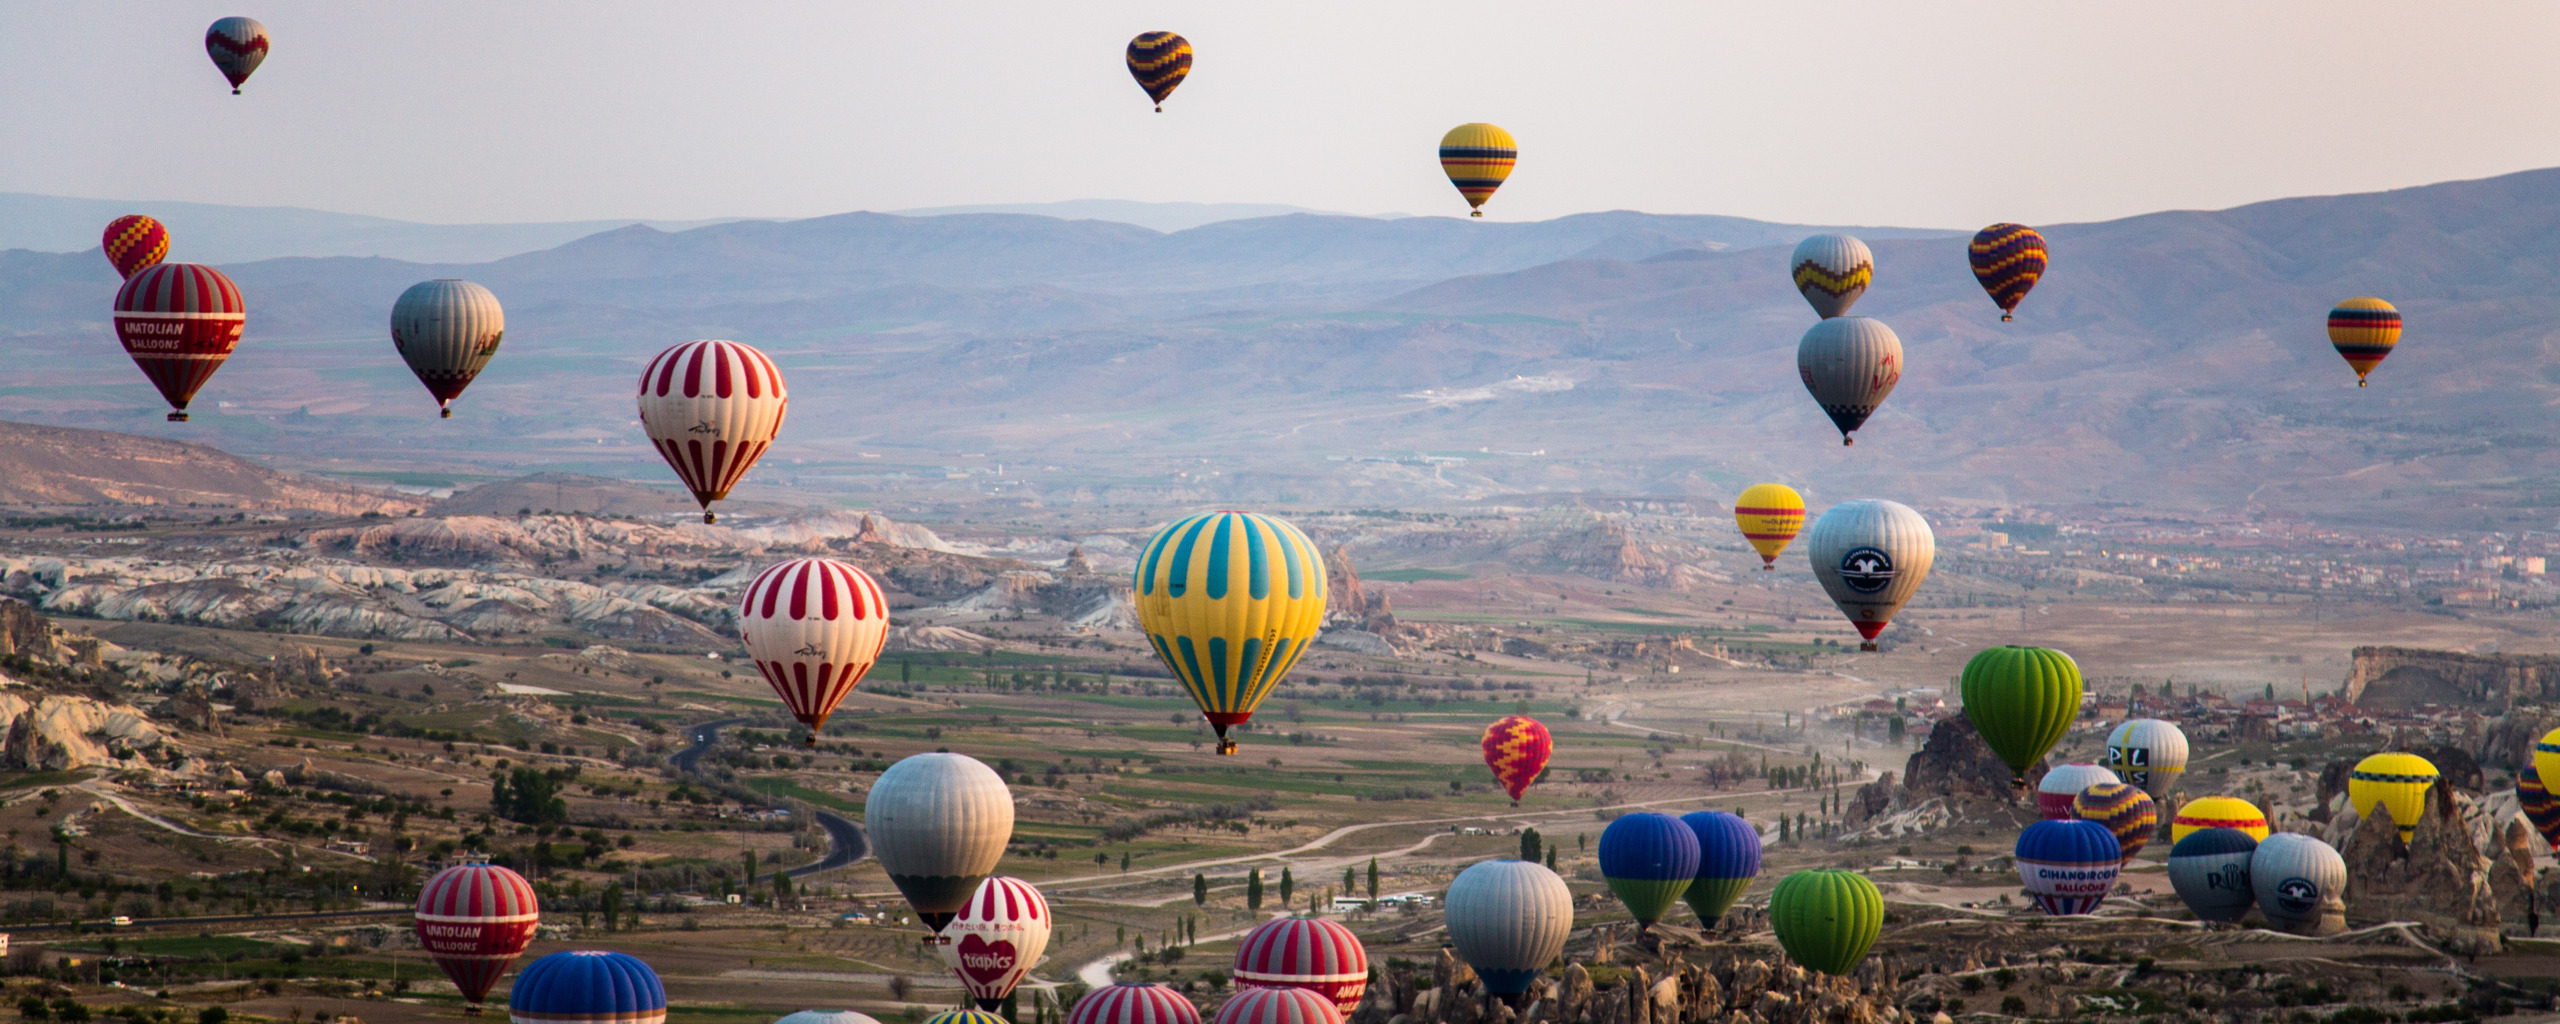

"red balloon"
[1214,986,1341,1024]
[113,263,244,421]
[738,557,890,740]
[1068,984,1198,1024]
[101,216,169,279]
[1232,918,1368,1013]
[414,862,539,1012]
[1480,715,1553,805]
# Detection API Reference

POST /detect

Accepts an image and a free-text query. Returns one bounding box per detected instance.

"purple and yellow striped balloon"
[1968,223,2047,322]
[2071,781,2157,863]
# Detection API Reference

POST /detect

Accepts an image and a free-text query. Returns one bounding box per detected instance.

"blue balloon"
[1598,812,1703,926]
[509,951,668,1024]
[2167,827,2259,924]
[1680,811,1762,880]
[2014,819,2121,916]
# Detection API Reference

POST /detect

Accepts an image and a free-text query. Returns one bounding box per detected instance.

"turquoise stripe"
[1150,634,1189,687]
[1249,637,1288,692]
[1176,636,1210,695]
[1137,527,1172,596]
[1243,515,1269,599]
[1237,637,1265,694]
[1206,637,1231,708]
[1205,515,1233,600]
[1166,516,1212,598]
[1271,520,1305,599]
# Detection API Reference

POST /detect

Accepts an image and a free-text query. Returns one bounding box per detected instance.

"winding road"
[669,717,870,877]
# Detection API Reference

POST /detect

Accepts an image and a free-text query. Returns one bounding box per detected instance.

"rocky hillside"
[0,420,421,514]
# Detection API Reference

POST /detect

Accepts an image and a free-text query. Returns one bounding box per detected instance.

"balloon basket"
[440,407,453,419]
[167,411,188,422]
[1762,565,1775,571]
[703,512,717,524]
[1217,739,1238,756]
[231,88,242,96]
[1858,641,1878,652]
[1470,211,1483,218]
[462,1006,482,1016]
[1841,436,1853,446]
[802,733,818,748]
[2001,313,2014,322]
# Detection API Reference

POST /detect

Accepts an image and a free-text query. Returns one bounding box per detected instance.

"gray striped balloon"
[390,279,505,418]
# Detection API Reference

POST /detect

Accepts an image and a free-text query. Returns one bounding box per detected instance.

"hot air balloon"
[114,263,245,422]
[637,339,787,523]
[1967,223,2046,322]
[1214,986,1341,1024]
[2036,764,2118,820]
[101,216,168,279]
[390,279,505,418]
[1232,918,1367,1013]
[2104,719,2190,802]
[1598,812,1700,929]
[1796,318,1902,445]
[869,753,1014,931]
[206,17,269,94]
[1133,511,1326,755]
[1790,235,1872,320]
[2347,752,2438,843]
[1958,646,2082,787]
[2072,782,2158,863]
[776,1013,885,1024]
[1067,985,1199,1024]
[1768,869,1881,977]
[924,1013,1009,1024]
[1439,124,1517,218]
[2327,298,2400,386]
[739,557,890,743]
[2166,827,2258,924]
[2534,728,2560,803]
[940,877,1049,1011]
[1679,811,1761,928]
[414,861,539,1014]
[1732,483,1805,570]
[2520,766,2560,850]
[1806,499,1934,651]
[1480,715,1551,805]
[2250,833,2346,936]
[2169,795,2269,845]
[1126,33,1192,112]
[2015,819,2121,916]
[1443,860,1572,996]
[508,952,665,1024]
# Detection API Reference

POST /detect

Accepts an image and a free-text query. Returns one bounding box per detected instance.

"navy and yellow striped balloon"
[2326,297,2400,386]
[1133,511,1326,754]
[1126,32,1192,112]
[1439,123,1517,217]
[1967,223,2047,322]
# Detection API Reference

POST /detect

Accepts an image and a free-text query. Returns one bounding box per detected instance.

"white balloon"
[870,753,1014,930]
[1806,499,1935,651]
[1789,234,1873,319]
[1796,317,1903,444]
[2106,718,2192,802]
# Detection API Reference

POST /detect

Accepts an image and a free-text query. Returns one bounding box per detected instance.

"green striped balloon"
[1682,875,1752,927]
[1770,870,1882,977]
[1959,645,2084,785]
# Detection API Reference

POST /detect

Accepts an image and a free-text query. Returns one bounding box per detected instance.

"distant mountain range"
[2,169,2555,526]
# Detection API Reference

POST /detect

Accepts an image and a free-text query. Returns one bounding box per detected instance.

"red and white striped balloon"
[940,876,1051,1011]
[113,262,246,422]
[1068,985,1200,1024]
[414,861,540,1012]
[636,340,787,523]
[1232,918,1368,1013]
[739,557,889,740]
[1213,986,1341,1024]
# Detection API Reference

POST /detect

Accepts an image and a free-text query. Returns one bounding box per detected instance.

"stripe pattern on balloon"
[1132,511,1327,750]
[113,262,247,420]
[2326,297,2401,384]
[415,862,541,1009]
[1214,987,1341,1024]
[1233,917,1368,1013]
[1438,124,1517,215]
[739,557,890,736]
[205,17,270,93]
[1067,985,1199,1024]
[508,951,667,1024]
[1126,33,1192,110]
[636,340,788,521]
[940,876,1050,1011]
[1967,223,2047,321]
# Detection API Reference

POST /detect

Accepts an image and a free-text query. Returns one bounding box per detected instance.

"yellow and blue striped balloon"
[1439,123,1517,217]
[1133,511,1327,754]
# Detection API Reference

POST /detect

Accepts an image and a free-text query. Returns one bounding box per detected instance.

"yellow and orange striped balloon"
[1439,123,1516,217]
[1733,483,1805,570]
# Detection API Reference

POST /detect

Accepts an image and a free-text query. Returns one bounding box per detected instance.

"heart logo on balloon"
[954,933,1019,990]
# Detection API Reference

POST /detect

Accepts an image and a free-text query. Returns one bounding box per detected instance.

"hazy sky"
[8,3,2560,229]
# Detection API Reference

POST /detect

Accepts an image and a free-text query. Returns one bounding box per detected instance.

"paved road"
[669,717,749,774]
[786,810,868,878]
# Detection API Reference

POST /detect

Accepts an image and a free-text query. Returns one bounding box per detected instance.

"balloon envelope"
[1790,235,1872,319]
[1769,869,1882,977]
[2327,297,2401,385]
[101,216,168,279]
[1067,986,1199,1024]
[924,1013,1010,1024]
[1443,860,1572,995]
[2105,719,2190,801]
[2521,766,2560,851]
[739,557,890,737]
[2015,819,2121,916]
[114,263,245,421]
[1680,811,1762,926]
[1125,33,1192,111]
[868,753,1014,931]
[2348,752,2439,842]
[1959,646,2082,784]
[1232,918,1367,1013]
[2170,796,2269,844]
[1806,499,1934,650]
[414,862,539,1011]
[1480,715,1552,804]
[1598,812,1700,927]
[2072,782,2158,862]
[940,877,1050,1011]
[2250,832,2347,936]
[1213,986,1341,1024]
[390,279,504,416]
[1967,223,2046,321]
[2166,827,2258,924]
[509,951,666,1024]
[776,1014,884,1024]
[205,17,269,93]
[1733,483,1805,569]
[2037,763,2118,820]
[636,339,788,522]
[1438,124,1517,216]
[1133,511,1326,754]
[1795,317,1903,444]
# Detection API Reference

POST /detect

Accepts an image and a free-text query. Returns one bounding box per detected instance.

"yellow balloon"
[2168,795,2268,844]
[1732,483,1805,570]
[2347,751,2437,842]
[2535,727,2560,801]
[1438,123,1516,217]
[1133,511,1327,755]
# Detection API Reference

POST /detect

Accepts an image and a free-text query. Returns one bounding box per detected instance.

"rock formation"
[1342,947,1905,1024]
[2347,645,2560,713]
[1899,714,2043,817]
[2338,786,2501,952]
